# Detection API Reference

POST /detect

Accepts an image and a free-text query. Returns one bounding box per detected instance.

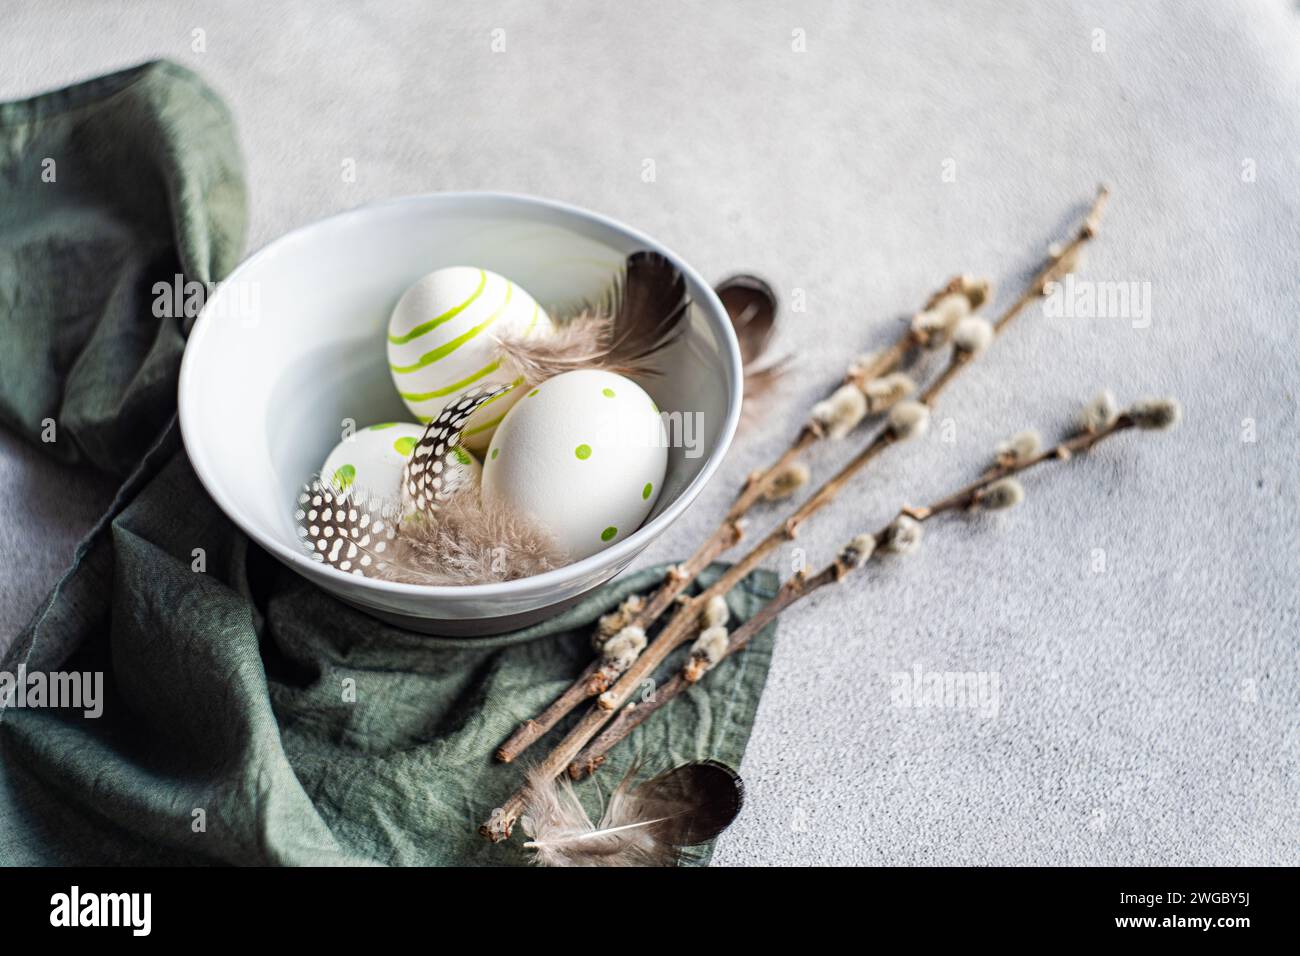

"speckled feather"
[295,479,400,576]
[297,382,563,584]
[402,384,510,514]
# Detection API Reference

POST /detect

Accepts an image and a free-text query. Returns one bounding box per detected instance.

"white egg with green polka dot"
[482,369,667,562]
[320,422,481,504]
[386,266,552,455]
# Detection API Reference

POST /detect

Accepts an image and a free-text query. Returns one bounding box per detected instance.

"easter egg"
[387,266,551,454]
[321,422,480,503]
[481,369,667,562]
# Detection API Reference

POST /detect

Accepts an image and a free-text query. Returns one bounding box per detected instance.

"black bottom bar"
[0,865,1285,940]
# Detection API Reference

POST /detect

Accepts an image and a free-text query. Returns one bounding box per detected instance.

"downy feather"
[519,760,744,867]
[494,251,689,385]
[296,382,564,585]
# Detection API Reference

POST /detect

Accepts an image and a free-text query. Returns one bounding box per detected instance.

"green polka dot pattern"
[575,444,592,460]
[601,526,618,542]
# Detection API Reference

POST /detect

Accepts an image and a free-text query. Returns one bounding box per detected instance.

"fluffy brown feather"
[494,251,689,386]
[741,358,791,424]
[297,476,563,587]
[519,760,745,867]
[381,492,566,586]
[491,310,612,385]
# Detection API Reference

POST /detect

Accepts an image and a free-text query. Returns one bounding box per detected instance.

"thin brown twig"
[904,418,1125,520]
[494,660,605,763]
[480,187,1111,842]
[569,413,1137,777]
[993,184,1109,335]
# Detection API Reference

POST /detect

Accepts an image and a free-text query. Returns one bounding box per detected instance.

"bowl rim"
[178,190,744,601]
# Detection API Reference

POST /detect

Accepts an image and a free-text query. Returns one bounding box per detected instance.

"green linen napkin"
[0,61,779,865]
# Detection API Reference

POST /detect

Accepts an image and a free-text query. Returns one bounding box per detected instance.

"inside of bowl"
[186,195,733,562]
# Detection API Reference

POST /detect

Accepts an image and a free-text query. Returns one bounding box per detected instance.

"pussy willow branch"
[498,186,1110,764]
[570,569,826,780]
[494,523,740,761]
[481,187,1110,841]
[493,279,954,763]
[842,273,979,390]
[568,413,1135,778]
[994,184,1109,334]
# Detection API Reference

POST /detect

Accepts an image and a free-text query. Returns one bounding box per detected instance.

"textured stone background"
[2,0,1296,864]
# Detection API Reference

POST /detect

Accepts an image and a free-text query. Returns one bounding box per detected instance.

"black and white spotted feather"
[402,384,511,514]
[295,480,400,576]
[297,383,514,580]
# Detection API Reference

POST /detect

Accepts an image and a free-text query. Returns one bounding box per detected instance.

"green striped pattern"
[390,269,551,441]
[387,269,487,345]
[390,281,514,375]
[398,359,501,402]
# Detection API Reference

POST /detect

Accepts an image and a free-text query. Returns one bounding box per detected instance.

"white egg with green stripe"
[321,422,481,504]
[482,369,667,562]
[387,266,551,454]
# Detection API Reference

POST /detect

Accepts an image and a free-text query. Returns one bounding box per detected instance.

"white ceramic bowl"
[179,193,742,635]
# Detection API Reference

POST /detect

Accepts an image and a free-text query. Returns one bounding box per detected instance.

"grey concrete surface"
[1,0,1297,865]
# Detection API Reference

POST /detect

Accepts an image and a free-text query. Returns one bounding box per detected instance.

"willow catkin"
[952,316,994,356]
[879,515,924,555]
[840,533,878,567]
[811,383,868,439]
[1081,389,1119,433]
[862,372,917,413]
[911,292,972,348]
[887,400,931,441]
[703,595,730,628]
[685,626,730,682]
[764,461,811,501]
[994,429,1042,466]
[978,477,1026,511]
[595,594,647,647]
[1127,398,1182,430]
[601,627,647,669]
